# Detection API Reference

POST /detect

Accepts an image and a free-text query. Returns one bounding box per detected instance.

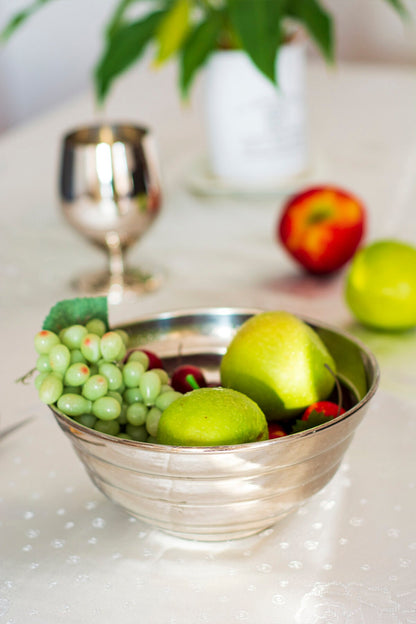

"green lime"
[345,239,416,331]
[156,387,268,447]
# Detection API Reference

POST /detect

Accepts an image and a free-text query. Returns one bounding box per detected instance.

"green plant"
[1,0,407,103]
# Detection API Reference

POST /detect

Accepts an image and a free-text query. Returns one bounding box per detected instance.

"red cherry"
[302,400,346,421]
[171,365,207,393]
[268,423,287,439]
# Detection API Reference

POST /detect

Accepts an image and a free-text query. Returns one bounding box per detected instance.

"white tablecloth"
[1,60,416,623]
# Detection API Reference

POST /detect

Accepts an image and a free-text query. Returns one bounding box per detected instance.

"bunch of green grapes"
[33,319,182,442]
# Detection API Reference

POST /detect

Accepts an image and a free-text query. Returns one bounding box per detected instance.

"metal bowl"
[50,308,379,541]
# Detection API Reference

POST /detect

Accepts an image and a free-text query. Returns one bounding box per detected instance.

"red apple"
[278,185,366,275]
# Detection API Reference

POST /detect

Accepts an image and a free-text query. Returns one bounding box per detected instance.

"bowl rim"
[50,306,380,454]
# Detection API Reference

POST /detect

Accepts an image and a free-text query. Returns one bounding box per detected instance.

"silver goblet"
[59,123,163,304]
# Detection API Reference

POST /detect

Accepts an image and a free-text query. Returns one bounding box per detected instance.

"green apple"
[220,311,336,421]
[156,387,268,446]
[345,239,416,331]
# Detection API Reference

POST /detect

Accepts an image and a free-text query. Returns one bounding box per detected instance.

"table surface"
[1,60,416,623]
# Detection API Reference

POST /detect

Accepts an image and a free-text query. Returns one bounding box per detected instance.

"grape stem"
[185,374,200,390]
[15,367,36,385]
[324,364,343,416]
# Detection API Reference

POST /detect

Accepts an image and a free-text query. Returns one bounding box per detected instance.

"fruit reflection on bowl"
[50,308,379,541]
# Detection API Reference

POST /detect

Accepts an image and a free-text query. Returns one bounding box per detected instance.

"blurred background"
[0,0,415,134]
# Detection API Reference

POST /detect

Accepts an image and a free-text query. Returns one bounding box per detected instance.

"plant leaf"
[42,297,109,334]
[0,0,57,41]
[227,0,287,84]
[95,10,165,103]
[292,412,333,434]
[288,0,334,62]
[179,10,222,97]
[383,0,408,16]
[317,328,368,402]
[154,0,191,65]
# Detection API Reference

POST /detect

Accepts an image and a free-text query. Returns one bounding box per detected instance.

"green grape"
[116,343,127,362]
[36,354,51,373]
[107,390,123,405]
[85,318,107,337]
[114,328,129,346]
[117,403,128,425]
[39,372,63,404]
[127,350,149,369]
[123,387,143,404]
[57,393,92,416]
[64,362,90,387]
[49,344,71,375]
[92,396,121,421]
[152,368,170,385]
[98,362,123,390]
[139,370,161,406]
[75,413,97,428]
[117,433,133,440]
[60,324,88,350]
[147,435,157,444]
[94,419,120,436]
[34,371,49,391]
[146,407,162,437]
[126,402,148,426]
[80,333,101,363]
[160,383,172,394]
[155,390,183,411]
[100,331,123,361]
[70,349,87,364]
[123,361,145,388]
[34,330,60,355]
[125,423,148,442]
[82,374,108,401]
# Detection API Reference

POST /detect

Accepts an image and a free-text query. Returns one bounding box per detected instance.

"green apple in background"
[220,311,336,421]
[345,239,416,331]
[156,387,268,446]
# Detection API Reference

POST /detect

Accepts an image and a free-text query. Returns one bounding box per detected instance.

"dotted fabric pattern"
[1,389,415,624]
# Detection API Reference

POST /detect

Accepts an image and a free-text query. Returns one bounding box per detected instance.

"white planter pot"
[203,43,308,186]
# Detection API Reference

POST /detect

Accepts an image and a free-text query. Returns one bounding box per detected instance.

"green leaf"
[0,0,57,42]
[383,0,408,17]
[42,297,109,334]
[227,0,286,84]
[292,412,333,434]
[154,0,191,65]
[317,328,368,402]
[179,11,222,97]
[95,10,165,103]
[288,0,334,62]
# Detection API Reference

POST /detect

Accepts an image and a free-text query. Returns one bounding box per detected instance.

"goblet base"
[71,265,164,304]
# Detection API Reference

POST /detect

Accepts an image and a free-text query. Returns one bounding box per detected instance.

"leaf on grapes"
[291,411,334,434]
[42,297,109,334]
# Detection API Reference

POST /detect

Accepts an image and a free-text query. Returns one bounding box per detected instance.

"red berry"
[171,365,207,393]
[268,423,287,439]
[302,401,346,421]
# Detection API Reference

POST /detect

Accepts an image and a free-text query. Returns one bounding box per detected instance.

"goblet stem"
[106,231,127,303]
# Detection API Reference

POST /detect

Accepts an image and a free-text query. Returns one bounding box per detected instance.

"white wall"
[0,0,415,133]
